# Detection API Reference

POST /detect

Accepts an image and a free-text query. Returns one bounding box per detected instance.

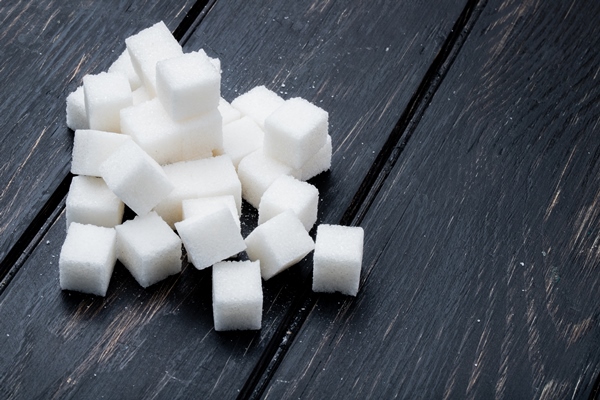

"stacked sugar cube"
[60,21,364,332]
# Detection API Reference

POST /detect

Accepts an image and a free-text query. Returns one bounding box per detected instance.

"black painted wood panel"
[265,0,600,398]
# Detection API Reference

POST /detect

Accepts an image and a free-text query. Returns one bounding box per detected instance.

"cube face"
[237,150,293,209]
[175,208,246,270]
[66,86,89,131]
[99,140,174,216]
[116,212,182,288]
[66,176,124,229]
[182,196,240,230]
[263,98,328,170]
[108,49,142,91]
[245,211,315,280]
[222,116,264,168]
[83,72,132,133]
[212,260,262,331]
[258,175,318,231]
[71,129,131,177]
[312,225,364,296]
[293,134,332,181]
[156,51,220,121]
[218,98,241,125]
[59,223,117,296]
[231,86,285,128]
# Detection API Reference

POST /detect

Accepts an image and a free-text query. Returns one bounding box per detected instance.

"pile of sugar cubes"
[61,21,364,331]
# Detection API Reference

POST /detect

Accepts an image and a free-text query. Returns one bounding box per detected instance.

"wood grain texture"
[265,0,600,398]
[0,0,197,270]
[0,0,470,398]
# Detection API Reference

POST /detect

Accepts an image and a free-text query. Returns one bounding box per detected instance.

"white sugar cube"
[66,176,124,229]
[212,260,262,331]
[237,150,293,209]
[120,98,221,165]
[59,222,117,296]
[125,21,183,95]
[132,86,151,105]
[156,50,220,121]
[312,225,364,296]
[245,210,314,280]
[71,129,132,177]
[182,196,240,230]
[108,49,142,91]
[99,140,174,216]
[292,134,332,181]
[222,116,264,168]
[258,175,318,231]
[218,98,241,125]
[231,86,285,129]
[155,155,241,227]
[83,72,132,133]
[263,97,328,170]
[115,212,182,288]
[66,86,89,131]
[175,207,246,270]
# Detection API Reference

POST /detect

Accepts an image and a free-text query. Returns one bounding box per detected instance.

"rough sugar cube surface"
[71,129,132,177]
[263,97,328,170]
[245,210,314,280]
[125,21,183,95]
[156,50,220,121]
[66,86,89,131]
[231,86,285,129]
[292,134,332,181]
[258,175,318,231]
[312,225,364,296]
[222,116,264,168]
[59,223,117,296]
[66,176,124,229]
[237,150,292,209]
[108,49,142,91]
[175,207,246,270]
[83,72,132,133]
[99,140,174,216]
[116,212,182,288]
[182,196,240,230]
[218,98,241,125]
[212,260,263,331]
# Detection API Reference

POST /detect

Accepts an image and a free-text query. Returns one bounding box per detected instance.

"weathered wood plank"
[264,0,600,398]
[0,0,470,398]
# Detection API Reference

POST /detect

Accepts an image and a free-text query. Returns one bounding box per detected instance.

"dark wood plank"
[0,0,199,272]
[265,0,600,398]
[0,0,470,398]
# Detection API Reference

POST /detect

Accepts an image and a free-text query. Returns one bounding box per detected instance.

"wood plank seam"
[173,0,218,45]
[237,1,489,399]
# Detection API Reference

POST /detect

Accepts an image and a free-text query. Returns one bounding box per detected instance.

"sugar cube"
[263,97,328,170]
[221,116,264,168]
[83,72,132,133]
[66,86,89,131]
[218,98,241,125]
[258,175,318,231]
[212,260,262,331]
[175,207,246,270]
[237,150,293,209]
[245,210,314,280]
[292,134,332,181]
[108,49,142,91]
[231,86,285,128]
[312,225,364,296]
[71,129,132,177]
[66,176,124,229]
[115,212,182,288]
[59,222,117,296]
[182,196,240,230]
[99,140,174,216]
[132,86,151,105]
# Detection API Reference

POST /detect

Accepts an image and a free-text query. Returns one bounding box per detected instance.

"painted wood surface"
[265,0,600,398]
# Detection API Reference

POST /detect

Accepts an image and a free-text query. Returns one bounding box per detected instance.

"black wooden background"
[0,0,598,398]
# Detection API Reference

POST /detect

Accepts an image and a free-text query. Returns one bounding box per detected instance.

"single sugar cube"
[231,86,285,129]
[175,207,246,270]
[108,49,142,91]
[182,196,240,230]
[66,86,89,131]
[99,140,174,216]
[66,176,124,229]
[222,116,264,168]
[258,175,318,231]
[71,129,132,177]
[263,97,328,170]
[212,260,263,331]
[237,150,292,209]
[125,21,183,95]
[83,72,132,133]
[245,210,314,280]
[292,134,332,181]
[312,224,364,296]
[218,98,241,125]
[115,212,182,288]
[59,222,117,296]
[156,50,220,121]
